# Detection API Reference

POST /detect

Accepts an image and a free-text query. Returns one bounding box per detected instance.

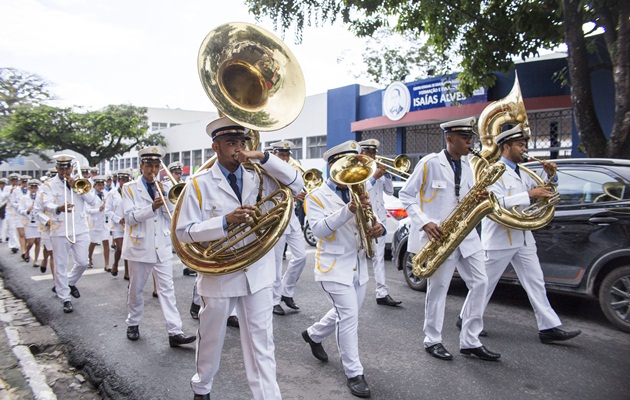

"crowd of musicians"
[0,115,582,400]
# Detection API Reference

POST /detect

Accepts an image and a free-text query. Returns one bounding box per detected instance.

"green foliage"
[3,104,165,167]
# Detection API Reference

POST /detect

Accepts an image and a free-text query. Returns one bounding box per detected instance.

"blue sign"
[407,76,487,112]
[7,157,24,166]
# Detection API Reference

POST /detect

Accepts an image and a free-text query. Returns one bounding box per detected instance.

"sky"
[0,0,370,112]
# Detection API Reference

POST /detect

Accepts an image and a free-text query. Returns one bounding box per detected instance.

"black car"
[392,158,630,333]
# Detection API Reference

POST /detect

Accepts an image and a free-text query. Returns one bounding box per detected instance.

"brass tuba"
[472,73,557,230]
[329,154,377,259]
[170,22,305,275]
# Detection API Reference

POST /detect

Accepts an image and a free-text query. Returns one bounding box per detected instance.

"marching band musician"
[270,140,308,315]
[399,117,500,361]
[121,147,196,348]
[358,139,402,307]
[87,176,111,272]
[6,173,21,253]
[13,175,31,261]
[105,169,131,278]
[38,154,98,314]
[302,140,385,399]
[18,179,42,269]
[175,116,304,400]
[35,184,55,275]
[0,178,9,243]
[476,124,581,344]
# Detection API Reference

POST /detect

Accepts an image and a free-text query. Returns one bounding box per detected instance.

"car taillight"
[387,209,408,221]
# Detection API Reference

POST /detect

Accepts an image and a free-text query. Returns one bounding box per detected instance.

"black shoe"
[281,295,300,310]
[69,285,80,298]
[273,304,285,315]
[227,316,240,328]
[111,268,118,276]
[169,333,196,347]
[425,343,453,360]
[193,394,210,400]
[460,346,501,361]
[63,301,73,313]
[52,287,56,293]
[456,317,488,337]
[11,248,18,254]
[190,302,200,320]
[127,325,139,341]
[152,292,158,298]
[539,327,582,344]
[124,275,129,281]
[40,265,46,273]
[32,263,39,268]
[86,262,94,269]
[302,330,328,362]
[376,294,402,307]
[183,267,197,276]
[347,375,371,398]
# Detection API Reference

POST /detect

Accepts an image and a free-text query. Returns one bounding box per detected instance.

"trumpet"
[64,159,92,243]
[374,154,411,180]
[159,161,186,204]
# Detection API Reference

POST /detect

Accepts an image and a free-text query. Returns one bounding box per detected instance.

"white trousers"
[307,277,366,378]
[483,246,561,330]
[7,214,18,249]
[0,216,5,241]
[125,260,183,335]
[191,286,280,399]
[371,235,388,298]
[424,248,487,349]
[51,234,90,302]
[275,232,307,300]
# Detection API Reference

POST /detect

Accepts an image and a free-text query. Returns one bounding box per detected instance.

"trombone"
[374,154,411,180]
[64,159,92,243]
[159,161,186,204]
[151,172,173,220]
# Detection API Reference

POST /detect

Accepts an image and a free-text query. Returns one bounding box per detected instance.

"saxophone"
[411,149,505,278]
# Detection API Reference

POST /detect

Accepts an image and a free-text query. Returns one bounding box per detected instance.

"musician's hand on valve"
[528,186,554,199]
[423,222,445,241]
[295,191,306,202]
[542,160,557,177]
[152,196,165,211]
[57,203,74,213]
[226,205,257,224]
[476,190,489,202]
[347,198,358,214]
[367,223,384,239]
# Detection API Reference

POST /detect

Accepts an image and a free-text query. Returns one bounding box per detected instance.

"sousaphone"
[171,22,305,275]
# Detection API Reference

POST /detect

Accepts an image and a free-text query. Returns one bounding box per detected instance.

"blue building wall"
[326,85,361,148]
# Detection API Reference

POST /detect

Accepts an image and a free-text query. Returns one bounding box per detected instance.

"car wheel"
[403,251,427,292]
[303,221,316,247]
[598,266,630,333]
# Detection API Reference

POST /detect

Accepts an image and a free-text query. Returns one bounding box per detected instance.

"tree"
[0,67,55,162]
[3,104,166,167]
[246,0,629,158]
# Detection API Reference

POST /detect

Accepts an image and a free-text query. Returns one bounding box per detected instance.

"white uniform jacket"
[18,194,39,228]
[87,190,108,231]
[40,176,97,238]
[369,174,394,221]
[121,177,174,264]
[0,186,10,209]
[399,151,481,256]
[175,154,304,298]
[34,192,53,235]
[305,180,382,286]
[481,164,551,250]
[104,188,124,230]
[10,186,28,225]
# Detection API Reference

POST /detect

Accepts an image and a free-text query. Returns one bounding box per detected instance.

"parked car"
[392,158,630,333]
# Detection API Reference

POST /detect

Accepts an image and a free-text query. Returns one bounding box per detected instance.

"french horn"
[171,22,305,275]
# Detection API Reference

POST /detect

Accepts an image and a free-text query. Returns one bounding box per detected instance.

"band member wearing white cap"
[13,175,31,261]
[38,154,98,313]
[399,116,500,361]
[175,116,304,400]
[18,179,42,269]
[302,140,385,399]
[105,169,131,278]
[269,140,308,315]
[6,174,21,253]
[0,178,9,243]
[87,176,111,272]
[476,124,581,344]
[121,146,196,347]
[35,185,55,275]
[358,139,402,307]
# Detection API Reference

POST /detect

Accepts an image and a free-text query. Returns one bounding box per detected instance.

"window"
[307,136,327,159]
[204,148,215,161]
[192,150,202,169]
[151,122,168,131]
[132,157,138,169]
[182,151,191,169]
[170,152,180,162]
[535,167,630,205]
[288,138,303,159]
[163,153,171,166]
[125,158,131,168]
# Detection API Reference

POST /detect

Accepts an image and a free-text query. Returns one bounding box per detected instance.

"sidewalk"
[0,276,101,400]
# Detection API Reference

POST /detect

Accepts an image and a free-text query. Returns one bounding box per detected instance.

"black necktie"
[146,182,155,199]
[514,165,521,177]
[228,173,241,202]
[337,187,350,204]
[97,192,103,201]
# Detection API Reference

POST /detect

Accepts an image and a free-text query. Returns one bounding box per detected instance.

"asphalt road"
[1,242,629,400]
